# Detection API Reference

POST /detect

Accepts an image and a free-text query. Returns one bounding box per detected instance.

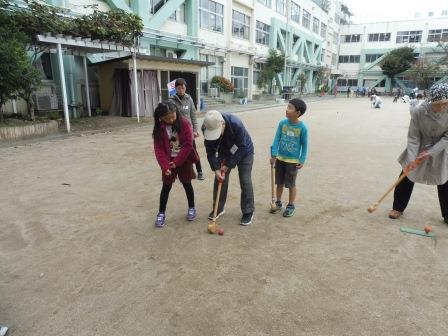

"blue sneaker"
[187,208,196,221]
[155,212,166,227]
[283,204,295,217]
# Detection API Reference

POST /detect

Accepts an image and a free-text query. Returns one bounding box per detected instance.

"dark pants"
[159,182,194,213]
[213,154,254,215]
[193,140,202,174]
[393,171,448,219]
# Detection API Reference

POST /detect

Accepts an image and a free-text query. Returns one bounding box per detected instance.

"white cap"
[203,110,224,141]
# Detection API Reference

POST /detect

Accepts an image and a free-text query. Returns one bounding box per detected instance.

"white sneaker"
[0,325,9,336]
[208,209,225,220]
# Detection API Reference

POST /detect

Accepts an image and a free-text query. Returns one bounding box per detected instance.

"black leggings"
[159,182,195,213]
[393,171,448,219]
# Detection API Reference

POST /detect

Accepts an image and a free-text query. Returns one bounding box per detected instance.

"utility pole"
[283,0,290,88]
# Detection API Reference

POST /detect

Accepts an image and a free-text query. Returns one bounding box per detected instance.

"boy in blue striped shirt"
[270,98,308,217]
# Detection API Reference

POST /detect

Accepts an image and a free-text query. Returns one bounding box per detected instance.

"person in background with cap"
[388,82,448,224]
[169,78,204,180]
[202,110,255,226]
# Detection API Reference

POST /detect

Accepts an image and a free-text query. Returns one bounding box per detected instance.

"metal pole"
[83,55,91,117]
[57,43,70,132]
[133,51,140,123]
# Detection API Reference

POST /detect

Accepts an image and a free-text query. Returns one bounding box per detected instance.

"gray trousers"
[213,154,254,215]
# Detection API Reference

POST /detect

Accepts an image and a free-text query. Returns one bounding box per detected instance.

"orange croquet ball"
[424,225,432,234]
[217,228,224,236]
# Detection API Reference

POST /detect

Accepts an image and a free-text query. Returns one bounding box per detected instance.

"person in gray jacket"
[389,82,448,224]
[169,78,204,180]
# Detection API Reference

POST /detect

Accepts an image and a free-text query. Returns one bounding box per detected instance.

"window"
[365,54,383,62]
[428,29,448,42]
[256,21,270,45]
[396,31,422,43]
[200,54,224,94]
[291,2,300,23]
[257,0,271,7]
[232,10,250,40]
[253,62,265,85]
[231,66,249,96]
[331,52,337,66]
[333,32,338,44]
[36,53,53,80]
[302,10,311,29]
[338,55,360,63]
[337,79,358,87]
[199,0,224,32]
[343,34,361,43]
[313,17,320,34]
[320,23,327,38]
[442,10,447,16]
[368,33,391,42]
[428,11,434,17]
[151,0,184,22]
[276,0,286,15]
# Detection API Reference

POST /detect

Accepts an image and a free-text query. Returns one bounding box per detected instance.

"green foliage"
[0,1,143,47]
[257,49,285,88]
[74,9,143,46]
[406,58,440,89]
[380,47,415,80]
[211,76,234,92]
[297,72,307,94]
[0,33,40,121]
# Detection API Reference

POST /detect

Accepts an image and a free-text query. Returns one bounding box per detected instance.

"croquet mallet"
[367,156,424,213]
[270,146,277,211]
[270,162,276,211]
[208,168,224,234]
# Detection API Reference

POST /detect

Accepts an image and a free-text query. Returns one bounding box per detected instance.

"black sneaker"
[240,212,253,226]
[208,209,225,220]
[197,172,205,180]
[444,217,448,224]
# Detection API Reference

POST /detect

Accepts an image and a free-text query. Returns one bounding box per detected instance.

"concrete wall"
[0,121,59,141]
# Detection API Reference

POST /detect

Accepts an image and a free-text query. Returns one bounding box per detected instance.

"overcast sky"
[342,0,447,23]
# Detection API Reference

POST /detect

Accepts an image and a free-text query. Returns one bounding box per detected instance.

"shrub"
[211,76,234,93]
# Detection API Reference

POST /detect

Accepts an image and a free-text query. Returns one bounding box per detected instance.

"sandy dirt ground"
[1,97,447,336]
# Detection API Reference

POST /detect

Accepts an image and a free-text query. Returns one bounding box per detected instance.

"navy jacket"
[203,112,254,170]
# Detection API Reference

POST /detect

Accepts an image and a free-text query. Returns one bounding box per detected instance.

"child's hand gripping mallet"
[367,154,426,213]
[208,167,224,234]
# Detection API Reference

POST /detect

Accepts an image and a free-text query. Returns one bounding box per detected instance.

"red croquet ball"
[217,228,224,236]
[424,225,432,234]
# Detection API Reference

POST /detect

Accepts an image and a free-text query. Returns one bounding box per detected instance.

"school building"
[338,13,448,93]
[3,0,448,118]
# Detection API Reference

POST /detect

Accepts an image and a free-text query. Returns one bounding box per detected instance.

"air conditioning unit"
[166,50,177,58]
[33,93,58,111]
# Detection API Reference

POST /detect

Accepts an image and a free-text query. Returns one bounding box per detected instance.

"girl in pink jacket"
[153,101,198,227]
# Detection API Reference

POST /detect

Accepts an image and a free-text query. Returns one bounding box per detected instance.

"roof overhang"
[91,54,214,67]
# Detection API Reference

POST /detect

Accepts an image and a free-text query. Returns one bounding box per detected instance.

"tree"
[0,33,40,121]
[257,49,285,92]
[380,47,415,92]
[297,72,307,95]
[406,57,440,89]
[314,66,330,91]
